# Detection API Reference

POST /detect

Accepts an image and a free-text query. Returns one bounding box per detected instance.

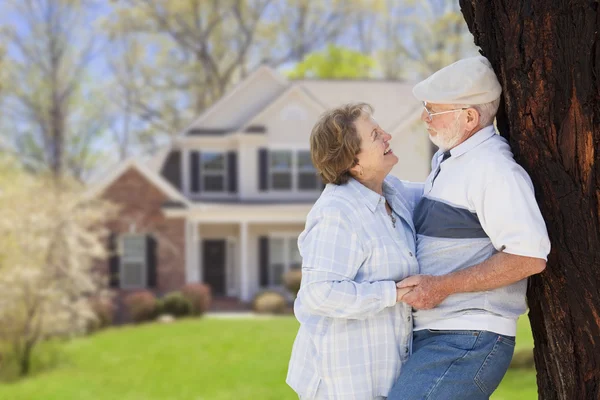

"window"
[268,236,301,286]
[297,150,319,190]
[201,152,226,192]
[120,235,147,289]
[268,150,318,191]
[270,151,293,190]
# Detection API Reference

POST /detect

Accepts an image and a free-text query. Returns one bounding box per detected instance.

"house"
[89,66,432,308]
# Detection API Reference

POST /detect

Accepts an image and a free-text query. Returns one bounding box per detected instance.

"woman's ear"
[349,163,363,177]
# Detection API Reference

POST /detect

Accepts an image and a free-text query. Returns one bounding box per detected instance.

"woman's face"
[352,111,397,181]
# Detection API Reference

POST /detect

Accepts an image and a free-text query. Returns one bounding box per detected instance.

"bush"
[510,348,535,369]
[252,291,287,314]
[124,291,158,323]
[158,291,192,318]
[283,269,302,297]
[181,283,212,316]
[87,298,114,333]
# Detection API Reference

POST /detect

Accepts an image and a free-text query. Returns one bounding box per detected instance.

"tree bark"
[460,1,600,399]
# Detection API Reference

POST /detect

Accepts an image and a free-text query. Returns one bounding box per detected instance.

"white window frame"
[200,151,228,194]
[119,234,147,290]
[268,148,319,193]
[296,149,319,191]
[269,150,294,191]
[268,233,302,288]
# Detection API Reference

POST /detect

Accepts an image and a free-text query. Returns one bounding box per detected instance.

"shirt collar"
[347,177,392,213]
[447,124,496,159]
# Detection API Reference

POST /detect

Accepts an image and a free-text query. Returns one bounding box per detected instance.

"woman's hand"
[396,275,451,309]
[396,286,413,302]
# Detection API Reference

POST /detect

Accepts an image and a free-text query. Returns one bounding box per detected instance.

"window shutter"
[146,235,157,288]
[108,233,120,288]
[190,151,201,193]
[258,148,269,191]
[259,236,269,287]
[227,151,238,193]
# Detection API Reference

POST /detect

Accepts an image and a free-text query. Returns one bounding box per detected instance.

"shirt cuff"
[380,280,398,308]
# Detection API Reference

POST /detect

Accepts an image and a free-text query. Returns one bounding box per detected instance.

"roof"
[297,80,420,130]
[86,158,191,207]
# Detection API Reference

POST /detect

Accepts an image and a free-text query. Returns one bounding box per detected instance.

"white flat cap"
[412,56,502,105]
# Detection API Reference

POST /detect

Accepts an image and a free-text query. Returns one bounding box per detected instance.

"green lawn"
[0,316,536,400]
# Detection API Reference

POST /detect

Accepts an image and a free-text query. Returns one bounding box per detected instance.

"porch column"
[185,219,193,282]
[185,220,201,283]
[240,221,250,302]
[195,221,201,282]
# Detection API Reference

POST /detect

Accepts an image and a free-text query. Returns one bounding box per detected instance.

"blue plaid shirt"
[287,176,421,399]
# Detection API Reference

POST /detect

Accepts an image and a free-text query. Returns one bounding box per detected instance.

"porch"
[166,203,310,302]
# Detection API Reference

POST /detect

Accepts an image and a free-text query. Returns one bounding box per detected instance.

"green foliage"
[0,339,64,383]
[287,45,376,79]
[158,292,192,318]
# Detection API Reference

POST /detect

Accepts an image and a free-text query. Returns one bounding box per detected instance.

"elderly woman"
[286,103,421,399]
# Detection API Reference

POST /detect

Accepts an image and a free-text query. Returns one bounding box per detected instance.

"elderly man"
[387,56,551,400]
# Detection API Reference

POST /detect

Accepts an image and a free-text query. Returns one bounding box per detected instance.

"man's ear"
[466,108,480,129]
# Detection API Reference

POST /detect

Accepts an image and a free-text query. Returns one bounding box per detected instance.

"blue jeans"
[387,329,515,400]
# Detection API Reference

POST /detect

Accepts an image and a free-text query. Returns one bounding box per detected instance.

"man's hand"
[396,275,451,309]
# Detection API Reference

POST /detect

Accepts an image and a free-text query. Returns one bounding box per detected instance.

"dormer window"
[201,152,226,192]
[270,151,293,190]
[189,150,237,195]
[259,149,321,192]
[297,151,318,190]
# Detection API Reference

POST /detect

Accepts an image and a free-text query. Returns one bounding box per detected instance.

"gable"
[87,159,189,206]
[186,66,288,132]
[242,86,325,145]
[103,167,171,205]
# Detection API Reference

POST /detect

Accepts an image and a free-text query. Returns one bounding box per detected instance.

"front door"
[203,240,226,296]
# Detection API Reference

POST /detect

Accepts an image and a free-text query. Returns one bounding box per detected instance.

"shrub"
[252,291,287,314]
[283,269,302,297]
[510,348,535,369]
[158,291,192,318]
[86,298,114,333]
[181,283,212,316]
[124,291,158,323]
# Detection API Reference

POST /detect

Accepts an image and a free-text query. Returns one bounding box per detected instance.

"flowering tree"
[0,156,116,376]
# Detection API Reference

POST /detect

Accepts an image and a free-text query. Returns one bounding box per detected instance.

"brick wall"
[101,167,186,295]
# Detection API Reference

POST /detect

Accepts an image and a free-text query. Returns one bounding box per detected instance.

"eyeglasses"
[422,101,468,122]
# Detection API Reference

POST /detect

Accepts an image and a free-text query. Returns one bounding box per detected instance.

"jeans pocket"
[474,335,516,395]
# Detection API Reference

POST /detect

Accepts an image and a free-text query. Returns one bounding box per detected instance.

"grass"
[0,316,536,400]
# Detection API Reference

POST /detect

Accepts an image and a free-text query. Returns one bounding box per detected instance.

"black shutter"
[160,150,182,190]
[259,236,269,287]
[190,151,201,193]
[227,151,238,193]
[258,148,269,191]
[108,233,120,288]
[146,234,157,288]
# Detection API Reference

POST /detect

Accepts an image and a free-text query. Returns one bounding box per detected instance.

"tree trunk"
[18,340,34,377]
[460,1,600,399]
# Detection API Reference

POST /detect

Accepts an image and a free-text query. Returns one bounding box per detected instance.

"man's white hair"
[463,97,501,128]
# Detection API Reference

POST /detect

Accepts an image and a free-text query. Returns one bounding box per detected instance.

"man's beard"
[428,116,464,151]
